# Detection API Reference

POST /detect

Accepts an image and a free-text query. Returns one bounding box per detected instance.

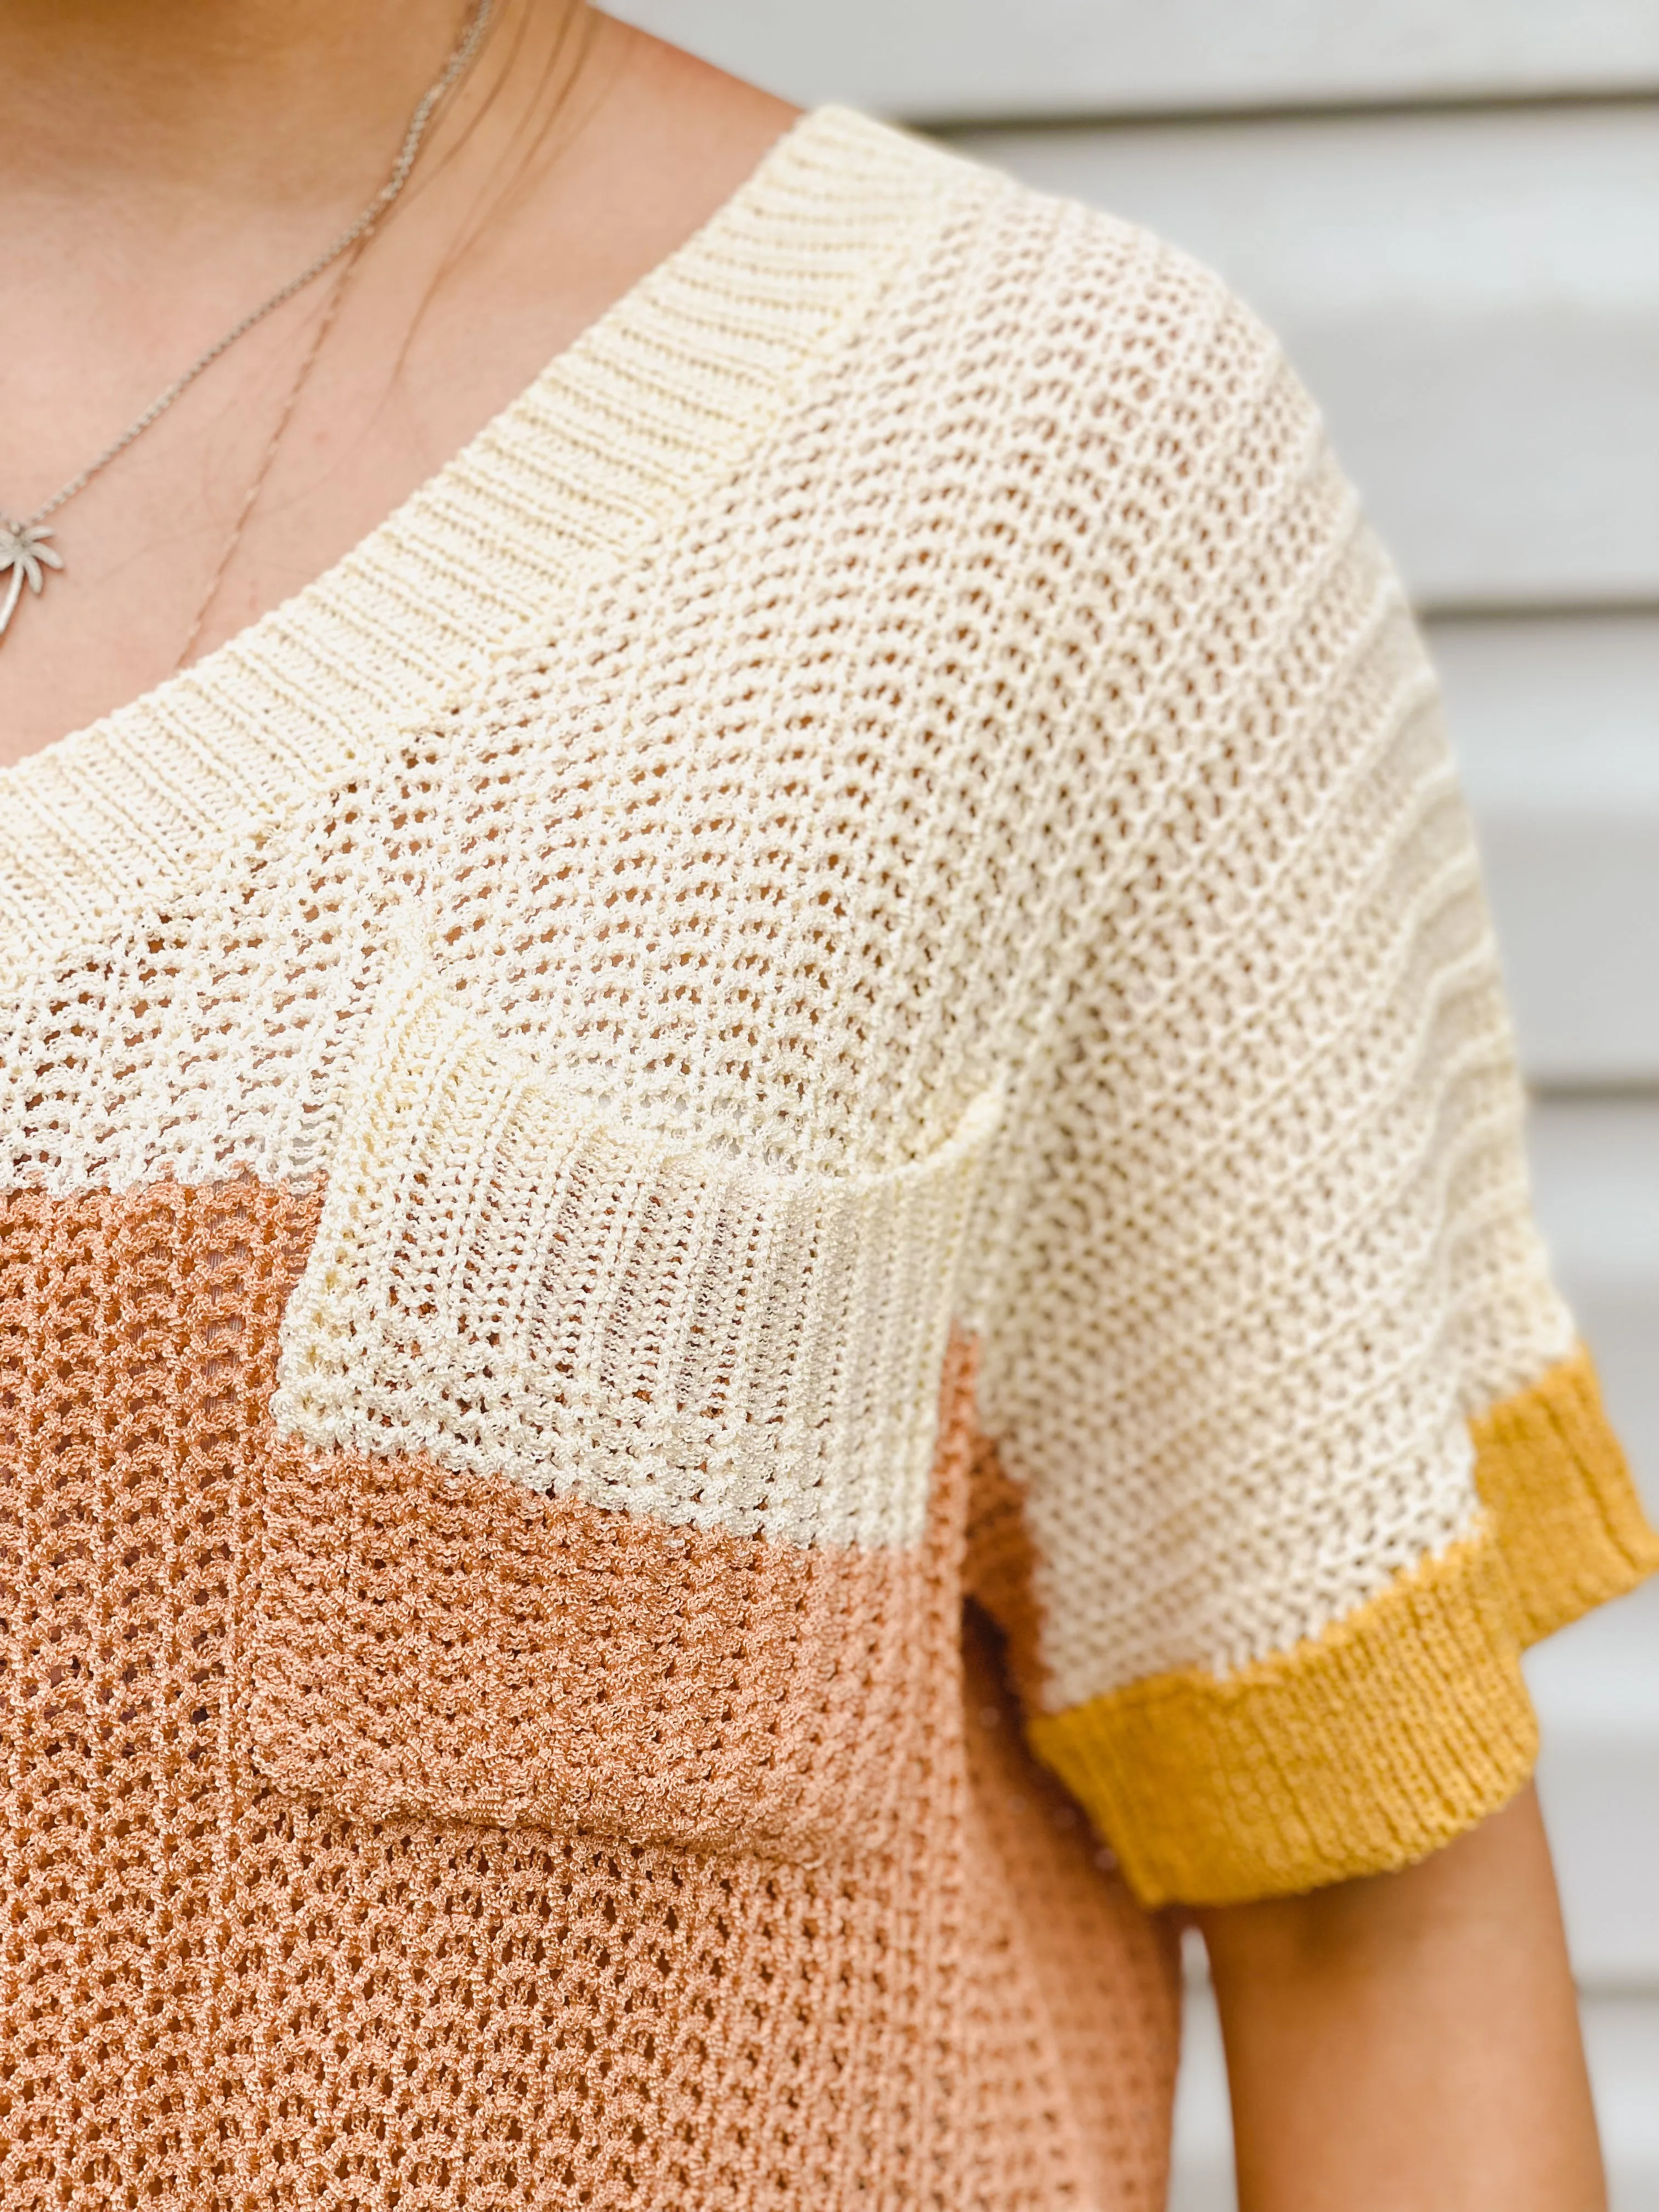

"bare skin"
[0,7,1611,2204]
[1200,1786,1605,2211]
[0,0,794,759]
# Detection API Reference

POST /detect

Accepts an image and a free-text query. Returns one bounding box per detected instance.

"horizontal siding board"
[1434,615,1659,1084]
[1534,1725,1659,1989]
[1468,820,1659,1085]
[1526,1098,1659,1501]
[1585,1997,1659,2210]
[945,109,1659,606]
[1430,615,1659,810]
[606,1,1659,118]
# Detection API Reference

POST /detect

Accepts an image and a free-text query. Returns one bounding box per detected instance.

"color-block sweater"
[2,107,1653,2211]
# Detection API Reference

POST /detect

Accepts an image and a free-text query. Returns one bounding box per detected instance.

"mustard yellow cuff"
[1472,1345,1659,1644]
[1030,1350,1658,1910]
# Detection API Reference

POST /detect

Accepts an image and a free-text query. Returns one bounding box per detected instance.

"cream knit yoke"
[0,106,1651,2212]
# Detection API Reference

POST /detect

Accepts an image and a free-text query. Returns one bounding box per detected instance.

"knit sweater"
[1,106,1653,2212]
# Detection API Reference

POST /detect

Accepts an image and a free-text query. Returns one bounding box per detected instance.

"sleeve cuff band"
[1472,1344,1659,1643]
[1028,1348,1657,1908]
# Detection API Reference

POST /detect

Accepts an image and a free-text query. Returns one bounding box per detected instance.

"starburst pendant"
[0,520,64,640]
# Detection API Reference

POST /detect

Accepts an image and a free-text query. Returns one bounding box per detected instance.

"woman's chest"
[0,711,1035,1866]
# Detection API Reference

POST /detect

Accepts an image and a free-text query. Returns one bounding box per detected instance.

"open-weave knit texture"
[0,106,1651,2203]
[0,1184,1180,2206]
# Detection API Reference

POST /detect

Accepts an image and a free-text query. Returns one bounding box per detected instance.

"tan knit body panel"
[0,1181,1178,2208]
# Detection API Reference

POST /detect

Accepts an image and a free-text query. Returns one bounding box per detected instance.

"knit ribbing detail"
[0,108,969,986]
[1472,1345,1659,1641]
[1029,1519,1536,1908]
[0,1180,1180,2207]
[270,954,1002,1544]
[1026,1350,1652,1906]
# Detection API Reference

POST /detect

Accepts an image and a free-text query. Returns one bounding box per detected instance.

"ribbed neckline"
[0,106,964,989]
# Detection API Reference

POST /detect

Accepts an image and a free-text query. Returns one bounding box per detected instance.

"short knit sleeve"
[968,260,1659,1910]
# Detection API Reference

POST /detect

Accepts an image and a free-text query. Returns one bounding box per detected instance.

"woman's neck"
[0,0,498,216]
[0,0,795,760]
[0,0,596,524]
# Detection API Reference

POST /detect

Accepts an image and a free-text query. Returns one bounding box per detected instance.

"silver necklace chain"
[0,0,495,637]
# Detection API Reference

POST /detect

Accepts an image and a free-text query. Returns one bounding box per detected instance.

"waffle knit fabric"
[0,107,1653,2211]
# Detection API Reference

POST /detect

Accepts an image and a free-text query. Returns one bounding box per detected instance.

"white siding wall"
[613,10,1658,2200]
[946,112,1659,608]
[609,1,1659,118]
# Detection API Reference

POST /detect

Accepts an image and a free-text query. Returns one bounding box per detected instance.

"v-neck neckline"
[0,106,951,991]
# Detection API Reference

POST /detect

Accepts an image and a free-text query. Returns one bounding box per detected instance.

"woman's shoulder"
[734,108,1317,551]
[782,108,1286,400]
